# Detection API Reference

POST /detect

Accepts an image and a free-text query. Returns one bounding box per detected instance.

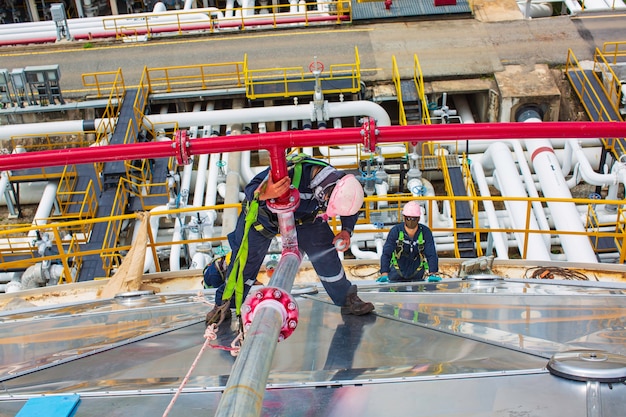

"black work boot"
[205,303,232,327]
[341,285,375,315]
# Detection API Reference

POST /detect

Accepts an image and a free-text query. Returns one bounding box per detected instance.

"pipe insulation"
[482,142,552,261]
[518,113,598,264]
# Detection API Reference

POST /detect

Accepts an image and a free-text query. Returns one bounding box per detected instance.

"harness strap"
[287,153,329,189]
[222,191,260,315]
[391,227,428,279]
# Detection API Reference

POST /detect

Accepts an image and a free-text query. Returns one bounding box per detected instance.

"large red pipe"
[0,121,624,172]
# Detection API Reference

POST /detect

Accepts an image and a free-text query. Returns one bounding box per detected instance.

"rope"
[162,296,244,416]
[347,265,380,279]
[161,324,216,417]
[524,266,593,281]
[222,194,260,315]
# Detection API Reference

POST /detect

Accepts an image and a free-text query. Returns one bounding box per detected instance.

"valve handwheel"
[309,61,324,73]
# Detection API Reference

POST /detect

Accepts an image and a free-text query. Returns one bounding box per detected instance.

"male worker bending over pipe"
[205,155,374,326]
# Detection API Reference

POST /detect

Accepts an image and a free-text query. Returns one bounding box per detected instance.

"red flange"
[361,116,378,153]
[266,187,301,214]
[241,286,299,341]
[174,129,192,165]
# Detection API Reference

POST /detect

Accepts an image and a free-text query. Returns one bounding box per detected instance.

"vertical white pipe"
[169,161,194,271]
[483,142,551,261]
[28,182,59,238]
[510,140,551,248]
[141,205,169,273]
[470,161,509,259]
[525,138,598,263]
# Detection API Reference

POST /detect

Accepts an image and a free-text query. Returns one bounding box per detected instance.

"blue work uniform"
[215,160,359,307]
[380,223,438,282]
[203,257,227,289]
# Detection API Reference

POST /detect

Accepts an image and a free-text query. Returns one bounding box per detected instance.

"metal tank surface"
[0,278,625,416]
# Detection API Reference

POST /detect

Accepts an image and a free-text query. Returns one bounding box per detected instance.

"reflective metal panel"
[0,279,624,416]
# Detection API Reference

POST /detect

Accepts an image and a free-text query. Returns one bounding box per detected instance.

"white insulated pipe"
[483,142,551,261]
[0,101,391,141]
[28,181,59,237]
[144,101,392,129]
[470,160,510,259]
[350,236,384,260]
[526,138,598,263]
[510,139,551,248]
[513,110,599,264]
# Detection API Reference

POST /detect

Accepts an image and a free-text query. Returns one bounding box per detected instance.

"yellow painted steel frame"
[1,194,625,283]
[244,46,361,100]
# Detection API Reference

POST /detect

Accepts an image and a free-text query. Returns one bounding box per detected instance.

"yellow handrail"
[1,194,625,281]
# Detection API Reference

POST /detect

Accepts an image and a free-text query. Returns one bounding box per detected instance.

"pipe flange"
[174,129,191,165]
[547,350,626,383]
[241,286,299,341]
[266,187,300,214]
[360,116,378,153]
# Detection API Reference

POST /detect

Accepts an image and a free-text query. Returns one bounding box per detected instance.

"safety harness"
[252,154,330,237]
[390,227,429,279]
[202,256,227,289]
[222,154,329,314]
[222,192,260,315]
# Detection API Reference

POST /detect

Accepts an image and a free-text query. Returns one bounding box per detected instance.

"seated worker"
[203,254,229,289]
[379,201,438,282]
[205,155,375,326]
[203,252,262,289]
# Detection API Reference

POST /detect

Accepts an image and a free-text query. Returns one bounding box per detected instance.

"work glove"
[376,275,389,283]
[427,275,442,282]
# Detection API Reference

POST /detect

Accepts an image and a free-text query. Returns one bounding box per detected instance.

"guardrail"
[244,46,361,100]
[101,3,351,40]
[1,194,625,283]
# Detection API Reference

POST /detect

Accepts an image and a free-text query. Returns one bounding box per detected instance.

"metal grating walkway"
[351,0,472,21]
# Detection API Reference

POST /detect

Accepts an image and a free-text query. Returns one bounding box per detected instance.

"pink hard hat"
[402,201,423,217]
[325,174,364,217]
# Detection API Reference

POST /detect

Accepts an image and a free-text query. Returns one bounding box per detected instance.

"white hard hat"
[325,174,364,217]
[402,201,423,217]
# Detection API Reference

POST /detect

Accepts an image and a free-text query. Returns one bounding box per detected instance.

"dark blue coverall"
[380,222,438,282]
[214,161,359,307]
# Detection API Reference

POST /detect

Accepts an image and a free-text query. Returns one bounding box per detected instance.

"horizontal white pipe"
[144,101,392,129]
[0,101,391,141]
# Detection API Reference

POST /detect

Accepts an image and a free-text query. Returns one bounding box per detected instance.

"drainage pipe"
[216,192,302,416]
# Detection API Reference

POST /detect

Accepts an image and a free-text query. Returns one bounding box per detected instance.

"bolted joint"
[360,116,379,153]
[174,129,192,165]
[241,286,299,341]
[266,187,300,214]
